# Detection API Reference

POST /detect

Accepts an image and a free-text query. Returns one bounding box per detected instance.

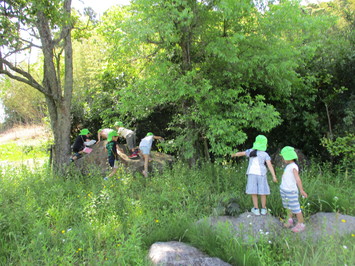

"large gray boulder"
[198,212,355,243]
[301,212,355,241]
[148,241,231,266]
[198,212,282,243]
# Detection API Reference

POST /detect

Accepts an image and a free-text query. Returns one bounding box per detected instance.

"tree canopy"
[1,0,354,165]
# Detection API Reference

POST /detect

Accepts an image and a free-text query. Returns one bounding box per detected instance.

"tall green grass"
[0,142,49,162]
[0,158,354,265]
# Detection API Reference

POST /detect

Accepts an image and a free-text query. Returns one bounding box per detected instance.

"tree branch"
[0,56,55,99]
[18,37,42,49]
[3,45,39,59]
[52,0,74,46]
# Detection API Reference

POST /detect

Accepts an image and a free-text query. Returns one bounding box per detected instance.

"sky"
[73,0,131,15]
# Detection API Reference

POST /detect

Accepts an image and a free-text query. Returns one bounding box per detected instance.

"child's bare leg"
[284,209,294,228]
[142,154,149,177]
[260,195,267,209]
[251,194,259,209]
[138,150,144,159]
[295,212,305,224]
[108,168,118,178]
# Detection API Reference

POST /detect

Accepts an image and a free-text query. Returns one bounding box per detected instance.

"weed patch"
[0,160,354,265]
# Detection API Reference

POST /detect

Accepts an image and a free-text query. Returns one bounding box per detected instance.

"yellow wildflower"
[341,219,346,223]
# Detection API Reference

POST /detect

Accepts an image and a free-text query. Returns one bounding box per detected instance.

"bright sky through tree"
[0,0,132,123]
[73,0,131,15]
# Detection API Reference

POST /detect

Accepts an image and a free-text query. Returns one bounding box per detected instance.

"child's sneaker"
[251,208,260,216]
[261,208,267,215]
[291,223,305,233]
[284,218,294,228]
[129,153,138,159]
[103,177,108,181]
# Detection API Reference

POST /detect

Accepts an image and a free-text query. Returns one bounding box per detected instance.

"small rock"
[148,241,231,266]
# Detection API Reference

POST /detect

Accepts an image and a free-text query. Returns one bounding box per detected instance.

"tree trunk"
[37,2,73,172]
[0,0,74,172]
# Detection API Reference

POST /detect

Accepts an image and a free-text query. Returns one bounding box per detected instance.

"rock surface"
[305,212,355,241]
[148,212,355,265]
[199,212,281,243]
[148,241,231,266]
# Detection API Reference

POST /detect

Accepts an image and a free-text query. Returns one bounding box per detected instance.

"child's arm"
[293,168,308,198]
[153,136,164,140]
[231,151,246,158]
[266,160,278,183]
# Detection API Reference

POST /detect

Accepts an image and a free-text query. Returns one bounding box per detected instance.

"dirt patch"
[0,124,52,145]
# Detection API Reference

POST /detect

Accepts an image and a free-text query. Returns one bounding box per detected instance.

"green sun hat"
[280,146,298,160]
[107,130,119,141]
[252,135,268,151]
[114,121,124,127]
[79,128,90,135]
[146,132,154,136]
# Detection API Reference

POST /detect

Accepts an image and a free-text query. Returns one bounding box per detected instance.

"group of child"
[71,122,163,178]
[232,135,307,233]
[73,128,307,233]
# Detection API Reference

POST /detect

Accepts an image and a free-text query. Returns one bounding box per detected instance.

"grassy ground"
[0,126,354,265]
[0,125,51,167]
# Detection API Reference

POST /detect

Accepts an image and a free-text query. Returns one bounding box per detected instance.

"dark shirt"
[72,135,88,153]
[106,140,118,159]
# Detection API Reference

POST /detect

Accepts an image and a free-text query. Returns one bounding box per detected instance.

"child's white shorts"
[245,174,270,195]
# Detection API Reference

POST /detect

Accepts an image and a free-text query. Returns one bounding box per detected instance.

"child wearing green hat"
[138,132,164,177]
[71,128,92,161]
[97,128,114,143]
[232,135,277,216]
[104,130,120,180]
[114,121,139,158]
[280,146,308,233]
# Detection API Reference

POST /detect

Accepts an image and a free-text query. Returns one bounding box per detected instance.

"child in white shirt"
[280,146,308,233]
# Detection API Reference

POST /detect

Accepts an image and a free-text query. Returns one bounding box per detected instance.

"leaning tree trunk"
[46,96,72,171]
[0,0,74,173]
[38,2,73,172]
